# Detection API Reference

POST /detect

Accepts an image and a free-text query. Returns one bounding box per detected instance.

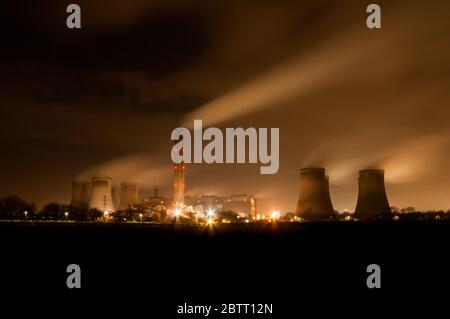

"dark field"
[1,221,449,316]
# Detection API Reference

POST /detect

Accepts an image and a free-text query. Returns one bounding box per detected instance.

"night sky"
[1,0,450,212]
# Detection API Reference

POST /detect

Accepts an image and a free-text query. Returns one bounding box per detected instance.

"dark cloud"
[1,0,450,212]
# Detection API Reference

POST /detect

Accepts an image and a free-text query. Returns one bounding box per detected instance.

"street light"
[139,213,143,222]
[65,212,69,220]
[24,211,28,220]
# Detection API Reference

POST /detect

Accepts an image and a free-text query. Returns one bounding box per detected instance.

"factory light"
[174,208,181,217]
[271,211,280,219]
[207,209,215,217]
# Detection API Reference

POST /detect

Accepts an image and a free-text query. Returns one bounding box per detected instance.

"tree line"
[0,194,103,221]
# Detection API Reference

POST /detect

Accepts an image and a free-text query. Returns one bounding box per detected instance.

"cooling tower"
[88,177,115,212]
[354,169,391,219]
[71,181,91,211]
[119,182,140,210]
[296,168,334,220]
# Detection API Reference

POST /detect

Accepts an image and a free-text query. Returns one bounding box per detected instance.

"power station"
[68,162,395,222]
[354,169,391,219]
[296,168,334,220]
[88,177,115,212]
[119,182,140,210]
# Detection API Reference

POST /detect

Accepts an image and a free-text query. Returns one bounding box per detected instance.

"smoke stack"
[119,182,140,210]
[354,169,391,219]
[296,168,334,220]
[71,181,91,211]
[173,163,185,205]
[88,177,115,212]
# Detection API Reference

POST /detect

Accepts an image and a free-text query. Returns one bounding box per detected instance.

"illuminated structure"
[354,169,391,219]
[296,168,334,220]
[70,181,91,211]
[88,177,115,212]
[119,182,140,210]
[222,195,256,219]
[173,163,185,205]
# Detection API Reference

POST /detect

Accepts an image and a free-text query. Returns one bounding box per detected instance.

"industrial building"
[222,195,256,219]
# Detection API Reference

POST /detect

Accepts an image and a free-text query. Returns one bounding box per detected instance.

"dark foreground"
[1,221,449,317]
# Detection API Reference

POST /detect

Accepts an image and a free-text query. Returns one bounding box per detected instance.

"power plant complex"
[70,162,393,222]
[69,162,258,221]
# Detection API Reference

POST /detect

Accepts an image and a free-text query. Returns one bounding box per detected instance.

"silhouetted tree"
[0,195,36,219]
[40,202,64,219]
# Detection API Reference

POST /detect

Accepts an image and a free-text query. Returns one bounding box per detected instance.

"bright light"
[271,211,280,219]
[103,211,109,217]
[207,219,214,225]
[207,209,215,217]
[174,209,181,217]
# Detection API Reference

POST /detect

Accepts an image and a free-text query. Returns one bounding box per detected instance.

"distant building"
[143,188,167,208]
[222,195,256,218]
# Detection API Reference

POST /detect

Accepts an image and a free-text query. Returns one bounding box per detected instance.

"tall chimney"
[173,163,185,205]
